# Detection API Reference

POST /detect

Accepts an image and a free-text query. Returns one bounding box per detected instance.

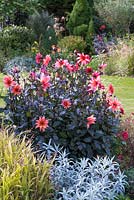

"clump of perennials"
[3,51,125,158]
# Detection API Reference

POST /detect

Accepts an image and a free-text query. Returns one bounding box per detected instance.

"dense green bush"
[58,35,86,53]
[0,25,34,56]
[86,17,95,53]
[0,129,53,200]
[94,0,134,36]
[0,50,9,72]
[0,0,42,25]
[73,24,88,37]
[67,0,91,35]
[28,10,57,52]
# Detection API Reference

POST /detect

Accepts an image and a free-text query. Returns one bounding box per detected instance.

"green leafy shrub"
[73,24,88,37]
[67,0,91,35]
[94,0,134,36]
[86,17,95,53]
[28,10,57,52]
[3,52,124,159]
[0,50,9,72]
[125,168,134,198]
[58,35,86,53]
[0,129,53,200]
[0,25,34,56]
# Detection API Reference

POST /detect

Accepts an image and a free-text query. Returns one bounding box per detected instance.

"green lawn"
[0,73,134,115]
[102,76,134,115]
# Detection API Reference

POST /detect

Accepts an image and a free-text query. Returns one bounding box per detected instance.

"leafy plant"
[0,50,9,72]
[98,37,134,76]
[0,128,53,200]
[3,52,124,159]
[125,168,134,198]
[67,0,91,35]
[94,0,134,36]
[0,25,34,57]
[28,10,57,52]
[58,35,86,53]
[86,17,95,53]
[0,0,42,25]
[4,56,37,73]
[49,146,127,200]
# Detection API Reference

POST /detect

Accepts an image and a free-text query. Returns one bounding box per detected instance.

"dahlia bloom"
[99,63,107,71]
[108,98,121,112]
[85,67,93,74]
[40,75,51,91]
[77,53,91,65]
[89,76,101,92]
[55,59,68,68]
[35,53,43,64]
[121,131,129,141]
[108,84,114,95]
[99,25,106,31]
[35,116,49,132]
[3,75,14,88]
[43,55,51,66]
[87,115,96,128]
[61,99,71,109]
[11,84,22,95]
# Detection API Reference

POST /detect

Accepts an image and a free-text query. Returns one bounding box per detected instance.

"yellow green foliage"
[0,129,53,200]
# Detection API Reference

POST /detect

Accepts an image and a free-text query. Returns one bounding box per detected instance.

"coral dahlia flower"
[55,59,68,68]
[43,55,51,66]
[40,75,51,91]
[85,67,93,74]
[108,98,121,112]
[77,53,91,65]
[87,115,96,128]
[99,25,106,31]
[121,131,129,141]
[35,116,49,132]
[108,84,114,95]
[11,84,22,95]
[3,75,14,88]
[61,99,71,109]
[99,63,107,71]
[89,76,101,92]
[35,53,43,64]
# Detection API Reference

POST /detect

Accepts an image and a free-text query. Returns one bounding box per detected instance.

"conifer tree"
[67,0,91,35]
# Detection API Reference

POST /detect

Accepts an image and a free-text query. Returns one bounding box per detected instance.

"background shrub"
[0,129,53,200]
[94,0,134,36]
[96,37,134,76]
[28,10,57,52]
[0,25,34,57]
[67,0,91,35]
[125,168,134,199]
[0,50,9,72]
[58,35,86,53]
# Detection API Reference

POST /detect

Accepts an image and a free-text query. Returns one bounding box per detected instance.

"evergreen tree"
[86,17,95,53]
[67,0,91,35]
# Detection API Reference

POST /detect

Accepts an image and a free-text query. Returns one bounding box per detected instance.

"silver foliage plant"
[42,141,127,200]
